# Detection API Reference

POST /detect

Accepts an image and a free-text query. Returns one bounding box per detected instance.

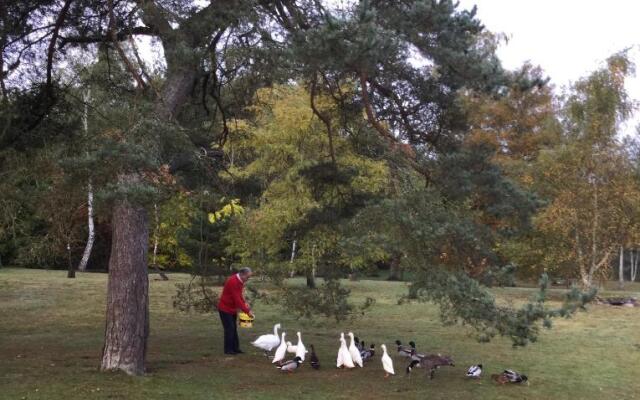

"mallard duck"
[310,344,320,370]
[408,341,425,362]
[361,344,375,362]
[380,344,395,377]
[493,369,528,384]
[466,364,482,378]
[295,331,307,362]
[394,340,413,358]
[336,336,355,368]
[406,354,454,379]
[272,332,287,364]
[277,356,302,373]
[251,323,281,356]
[348,332,363,367]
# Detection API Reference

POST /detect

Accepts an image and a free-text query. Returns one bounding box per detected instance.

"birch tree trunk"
[618,246,624,289]
[630,250,638,282]
[78,90,95,272]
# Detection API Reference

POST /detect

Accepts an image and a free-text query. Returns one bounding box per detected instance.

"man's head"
[238,267,253,282]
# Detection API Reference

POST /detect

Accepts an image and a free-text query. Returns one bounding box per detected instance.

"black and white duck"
[492,369,528,384]
[503,369,528,383]
[361,343,375,362]
[277,356,302,373]
[310,344,320,370]
[466,364,482,378]
[354,336,363,352]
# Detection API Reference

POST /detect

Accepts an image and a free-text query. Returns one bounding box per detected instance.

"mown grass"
[1,268,639,400]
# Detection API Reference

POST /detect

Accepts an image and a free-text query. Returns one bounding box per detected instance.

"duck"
[361,343,375,362]
[295,331,307,362]
[406,354,454,379]
[336,335,355,368]
[348,332,363,367]
[408,341,425,362]
[466,364,482,378]
[394,340,413,358]
[272,332,287,364]
[251,323,281,356]
[310,344,320,370]
[380,344,395,378]
[354,336,363,352]
[359,340,366,352]
[277,356,302,373]
[491,369,528,384]
[286,341,297,353]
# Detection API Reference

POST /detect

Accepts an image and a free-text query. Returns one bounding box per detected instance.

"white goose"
[348,332,363,367]
[380,344,395,378]
[336,335,355,368]
[286,341,297,353]
[295,331,307,362]
[251,323,281,356]
[272,332,287,364]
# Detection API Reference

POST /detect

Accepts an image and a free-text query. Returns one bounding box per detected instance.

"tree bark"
[306,268,316,289]
[387,253,403,281]
[66,242,75,278]
[101,196,149,376]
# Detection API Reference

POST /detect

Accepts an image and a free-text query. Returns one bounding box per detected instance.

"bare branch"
[310,74,336,164]
[59,26,156,47]
[46,0,73,90]
[108,0,146,90]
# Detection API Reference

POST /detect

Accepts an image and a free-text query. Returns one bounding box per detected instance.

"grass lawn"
[1,268,639,400]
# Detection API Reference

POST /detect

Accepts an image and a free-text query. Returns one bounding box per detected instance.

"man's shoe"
[224,351,236,355]
[234,350,244,354]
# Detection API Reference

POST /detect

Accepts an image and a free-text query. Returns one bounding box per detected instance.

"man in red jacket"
[217,267,254,355]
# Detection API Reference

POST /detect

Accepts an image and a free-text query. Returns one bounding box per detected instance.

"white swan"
[380,344,394,377]
[251,323,281,355]
[337,335,355,368]
[272,332,287,364]
[348,332,363,367]
[295,331,307,362]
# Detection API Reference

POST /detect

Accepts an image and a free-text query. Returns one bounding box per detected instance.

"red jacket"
[217,274,251,315]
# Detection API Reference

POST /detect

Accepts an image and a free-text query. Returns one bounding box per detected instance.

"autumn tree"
[530,54,640,288]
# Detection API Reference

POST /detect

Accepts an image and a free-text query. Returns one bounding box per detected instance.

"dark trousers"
[219,311,240,354]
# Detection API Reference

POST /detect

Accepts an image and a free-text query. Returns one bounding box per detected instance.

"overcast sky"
[457,0,640,135]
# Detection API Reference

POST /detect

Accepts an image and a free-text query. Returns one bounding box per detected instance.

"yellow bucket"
[238,312,254,328]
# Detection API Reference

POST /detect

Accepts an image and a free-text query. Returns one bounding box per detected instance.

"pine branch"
[59,26,157,47]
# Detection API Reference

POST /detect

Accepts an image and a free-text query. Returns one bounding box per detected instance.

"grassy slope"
[1,268,639,400]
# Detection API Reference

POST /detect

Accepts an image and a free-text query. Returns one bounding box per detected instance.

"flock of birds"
[250,323,529,385]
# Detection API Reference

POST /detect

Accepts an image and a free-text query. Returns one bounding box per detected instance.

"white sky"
[457,0,640,135]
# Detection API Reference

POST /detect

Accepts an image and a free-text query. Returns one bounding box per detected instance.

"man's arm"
[232,280,252,315]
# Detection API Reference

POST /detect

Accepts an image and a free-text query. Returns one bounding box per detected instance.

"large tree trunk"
[66,242,75,278]
[387,253,403,281]
[100,65,196,374]
[306,268,316,289]
[101,196,149,376]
